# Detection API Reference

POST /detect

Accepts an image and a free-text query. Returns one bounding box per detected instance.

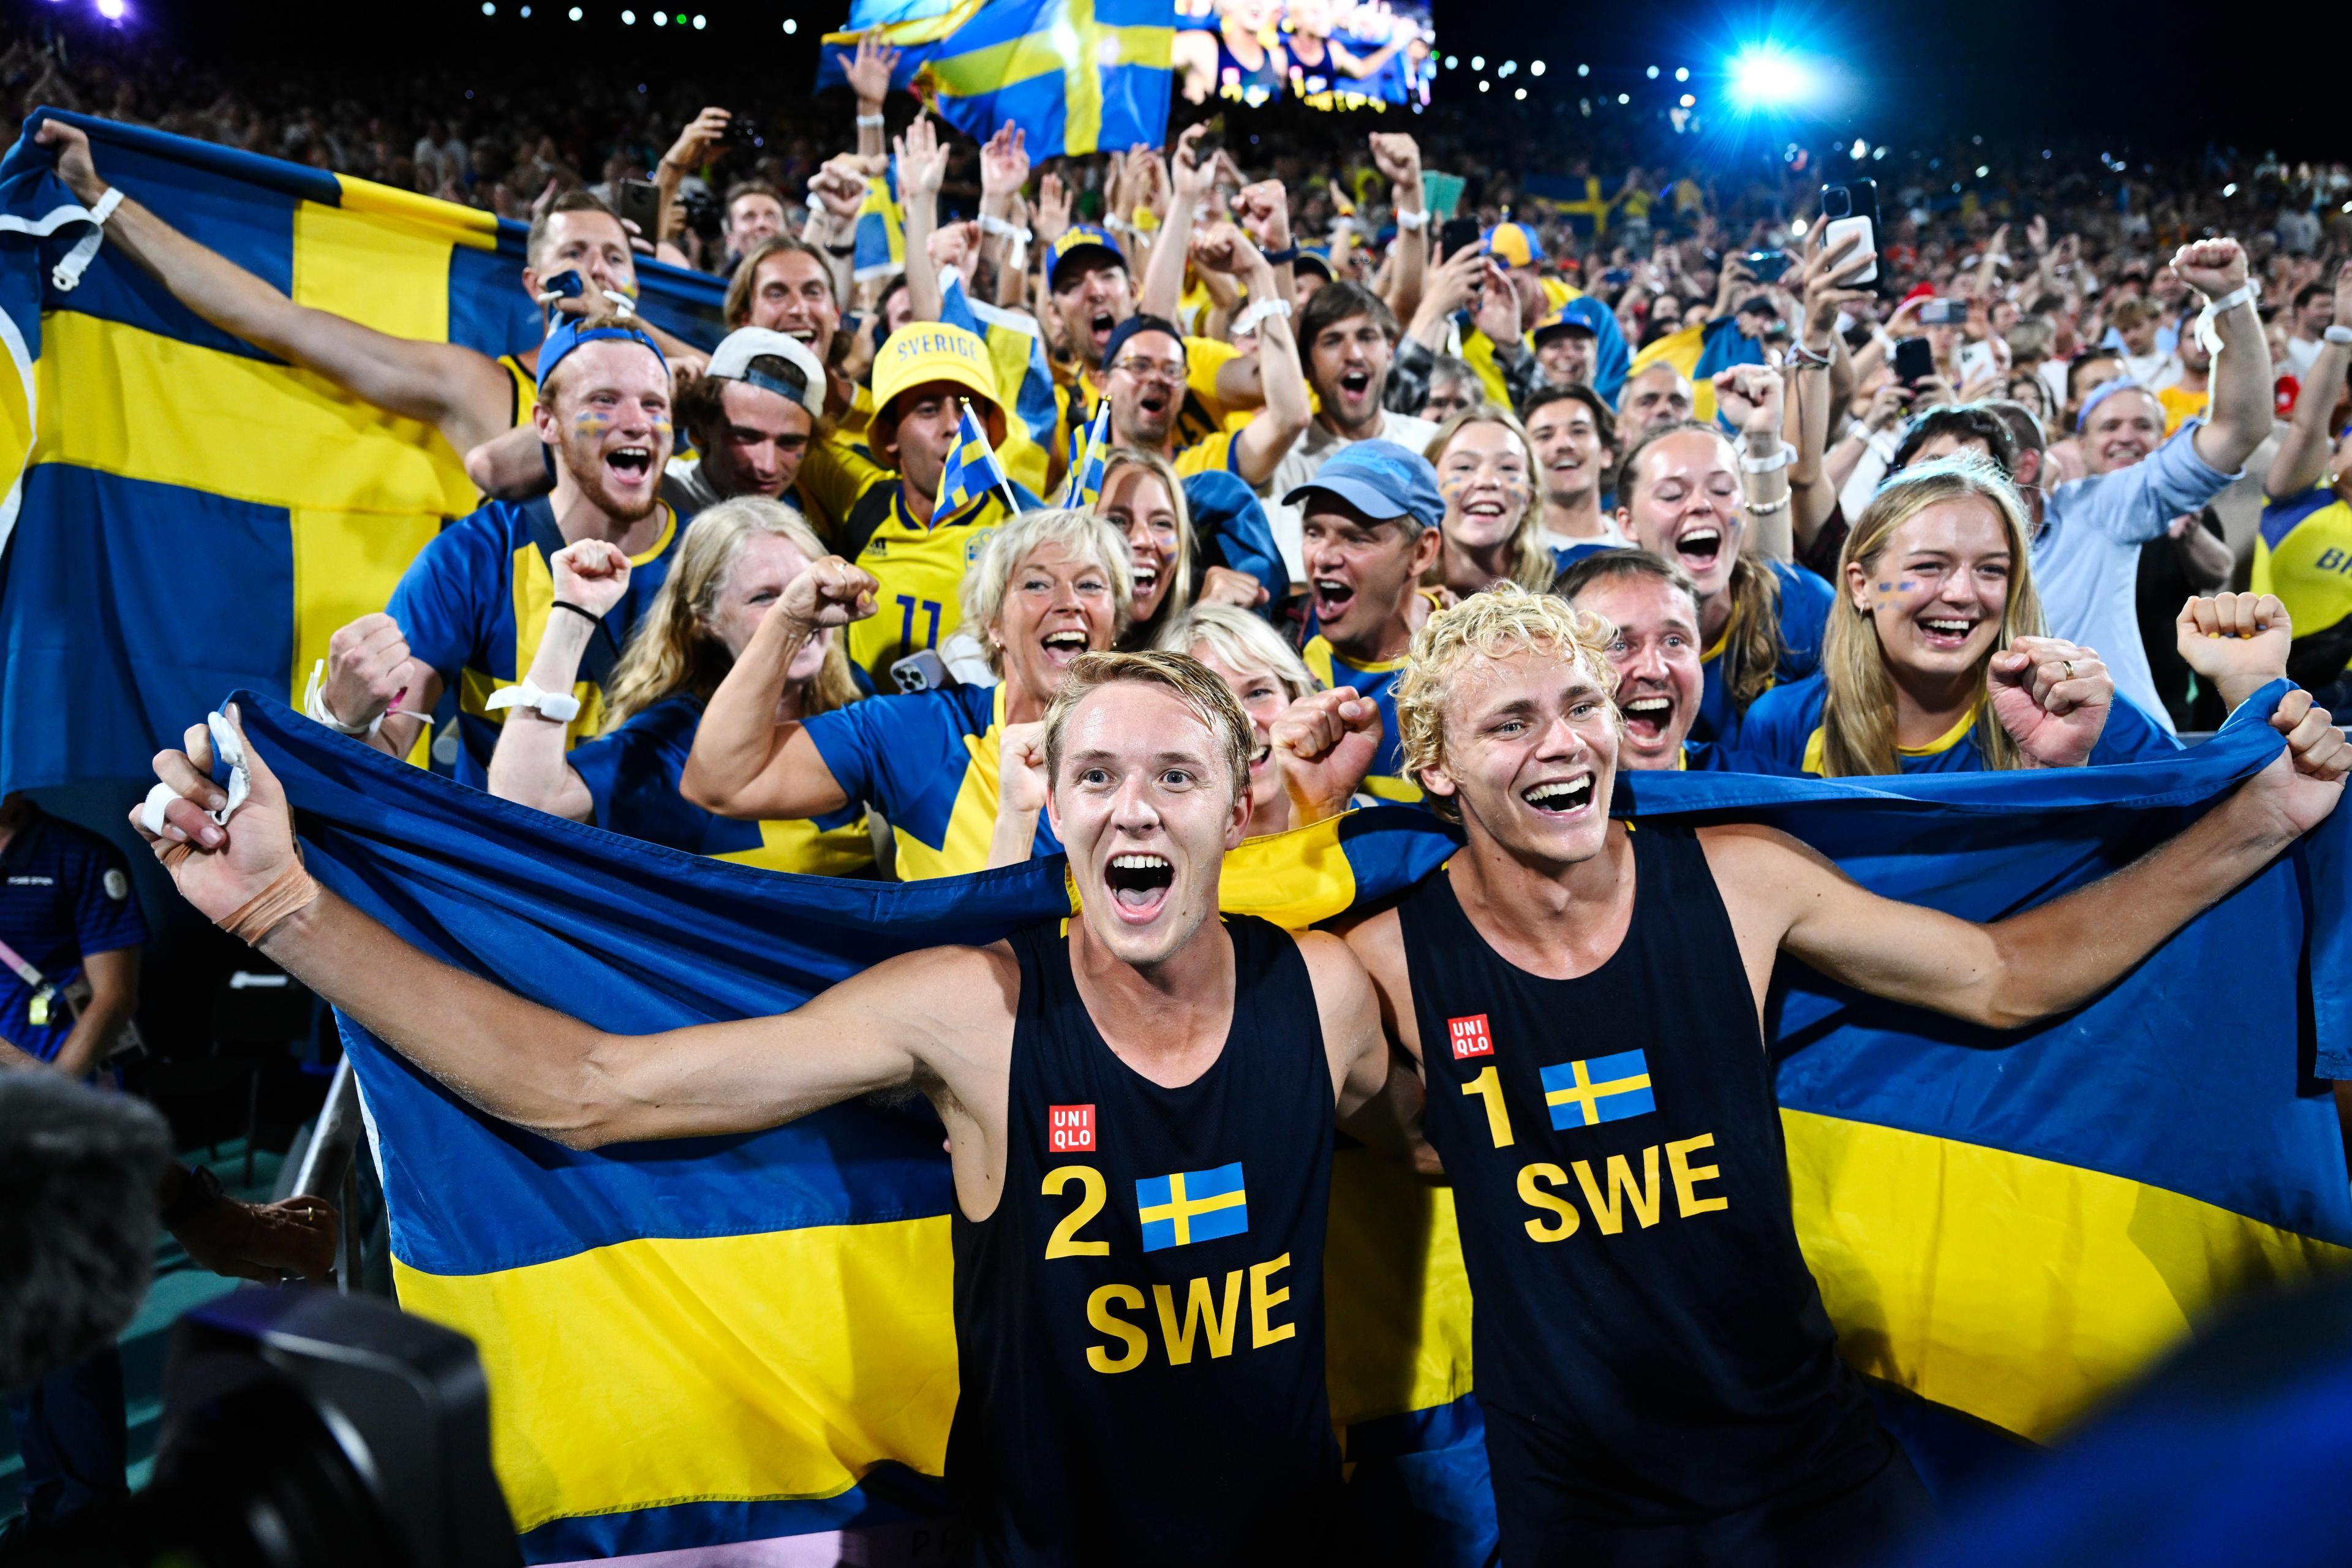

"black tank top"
[949,916,1340,1566]
[1398,821,1890,1523]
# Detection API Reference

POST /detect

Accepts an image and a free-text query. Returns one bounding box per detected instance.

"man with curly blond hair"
[1343,582,2348,1567]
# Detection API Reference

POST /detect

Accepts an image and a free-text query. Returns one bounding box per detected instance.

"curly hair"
[1393,583,1619,821]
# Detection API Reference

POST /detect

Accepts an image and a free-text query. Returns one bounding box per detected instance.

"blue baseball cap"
[536,314,666,393]
[1047,224,1128,290]
[1283,440,1444,532]
[1531,295,1610,344]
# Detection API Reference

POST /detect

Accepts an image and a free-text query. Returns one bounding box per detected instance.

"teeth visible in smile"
[1679,528,1721,552]
[1922,618,1973,633]
[1524,778,1593,807]
[1112,854,1170,870]
[1624,697,1671,715]
[1314,578,1351,594]
[1043,631,1088,649]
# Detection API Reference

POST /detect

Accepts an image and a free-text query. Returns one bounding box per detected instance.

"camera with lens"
[18,1288,517,1568]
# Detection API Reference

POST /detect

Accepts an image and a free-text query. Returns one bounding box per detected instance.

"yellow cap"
[870,322,1003,447]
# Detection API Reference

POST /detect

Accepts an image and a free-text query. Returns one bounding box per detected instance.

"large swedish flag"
[821,0,1176,159]
[213,685,2346,1558]
[0,110,725,796]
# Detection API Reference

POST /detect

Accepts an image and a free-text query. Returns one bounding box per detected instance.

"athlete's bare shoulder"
[1692,821,1852,1011]
[813,937,1023,1086]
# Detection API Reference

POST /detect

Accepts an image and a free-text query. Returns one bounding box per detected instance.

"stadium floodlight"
[1577,63,1589,76]
[97,0,124,15]
[1675,66,1689,81]
[1645,65,1659,79]
[1471,55,1484,69]
[620,7,633,20]
[1530,60,1544,75]
[1679,93,1695,107]
[1616,92,1629,104]
[783,16,797,29]
[1727,45,1808,110]
[1514,88,1526,100]
[569,5,581,16]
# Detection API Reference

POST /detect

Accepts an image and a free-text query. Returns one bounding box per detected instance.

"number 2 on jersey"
[1044,1164,1110,1257]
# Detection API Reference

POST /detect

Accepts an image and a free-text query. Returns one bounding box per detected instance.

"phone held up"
[1893,335,1937,387]
[1819,178,1882,290]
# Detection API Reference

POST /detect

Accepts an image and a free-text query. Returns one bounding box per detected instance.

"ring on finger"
[2060,660,2076,680]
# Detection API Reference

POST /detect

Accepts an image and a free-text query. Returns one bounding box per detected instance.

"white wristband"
[89,186,124,226]
[1394,208,1430,232]
[1232,296,1294,337]
[2326,325,2352,346]
[303,660,384,737]
[2202,280,2258,316]
[855,113,885,129]
[978,213,1028,240]
[1738,442,1793,474]
[485,678,582,725]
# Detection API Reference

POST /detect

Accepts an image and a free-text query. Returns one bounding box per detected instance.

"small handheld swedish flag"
[935,398,1012,530]
[1055,397,1112,509]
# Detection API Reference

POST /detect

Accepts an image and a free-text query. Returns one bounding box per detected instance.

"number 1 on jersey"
[1462,1065,1515,1148]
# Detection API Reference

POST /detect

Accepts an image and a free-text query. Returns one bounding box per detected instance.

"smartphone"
[1819,178,1882,287]
[1917,298,1967,326]
[1742,249,1793,284]
[1190,114,1226,164]
[1440,216,1482,259]
[1893,335,1936,386]
[614,178,662,244]
[717,111,760,154]
[891,649,954,694]
[1600,266,1633,286]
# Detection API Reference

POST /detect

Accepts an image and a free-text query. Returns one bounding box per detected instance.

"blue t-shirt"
[1300,636,1420,805]
[0,807,148,1063]
[568,696,875,878]
[804,682,1061,881]
[1692,560,1836,750]
[385,497,687,788]
[1735,671,2181,777]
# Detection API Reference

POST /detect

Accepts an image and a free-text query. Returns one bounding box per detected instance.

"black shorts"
[1482,1402,1934,1568]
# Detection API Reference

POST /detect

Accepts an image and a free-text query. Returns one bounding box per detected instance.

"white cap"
[704,327,826,416]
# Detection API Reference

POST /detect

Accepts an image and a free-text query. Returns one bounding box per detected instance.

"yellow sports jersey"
[802,682,1058,880]
[1300,636,1422,804]
[797,435,1031,687]
[1052,335,1242,473]
[499,353,536,428]
[1173,431,1242,478]
[2157,382,2209,435]
[2253,486,2352,684]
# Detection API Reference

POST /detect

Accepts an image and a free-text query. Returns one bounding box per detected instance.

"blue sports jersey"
[0,806,148,1063]
[1736,671,2181,777]
[804,683,1061,881]
[385,497,685,788]
[568,696,875,878]
[1692,560,1836,749]
[1300,636,1422,805]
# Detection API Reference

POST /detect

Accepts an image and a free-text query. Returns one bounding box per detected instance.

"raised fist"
[1272,687,1382,823]
[2175,592,2290,712]
[551,538,633,620]
[1987,635,2112,769]
[778,555,881,630]
[322,612,418,731]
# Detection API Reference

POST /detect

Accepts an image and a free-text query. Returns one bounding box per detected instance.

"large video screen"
[1172,0,1434,111]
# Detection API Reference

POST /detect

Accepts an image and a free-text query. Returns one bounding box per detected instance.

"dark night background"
[36,0,2332,164]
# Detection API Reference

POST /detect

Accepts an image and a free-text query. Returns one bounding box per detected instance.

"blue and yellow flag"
[1056,394,1111,508]
[821,0,1176,160]
[0,110,725,797]
[935,396,1011,530]
[217,684,2348,1558]
[853,165,905,285]
[938,267,1057,491]
[1137,1162,1249,1251]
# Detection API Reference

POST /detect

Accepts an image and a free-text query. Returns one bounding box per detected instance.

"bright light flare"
[1727,45,1809,110]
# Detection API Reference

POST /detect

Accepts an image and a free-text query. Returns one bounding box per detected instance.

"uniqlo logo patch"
[1448,1015,1493,1060]
[1049,1104,1096,1152]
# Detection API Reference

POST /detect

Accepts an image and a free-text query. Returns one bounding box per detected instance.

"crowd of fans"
[12,4,2352,1545]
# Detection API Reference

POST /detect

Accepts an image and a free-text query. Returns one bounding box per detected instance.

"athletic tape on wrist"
[219,861,320,946]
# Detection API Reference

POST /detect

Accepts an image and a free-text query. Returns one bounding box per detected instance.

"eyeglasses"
[1110,358,1188,383]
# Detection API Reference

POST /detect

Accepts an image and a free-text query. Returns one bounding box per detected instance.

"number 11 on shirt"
[897,595,943,650]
